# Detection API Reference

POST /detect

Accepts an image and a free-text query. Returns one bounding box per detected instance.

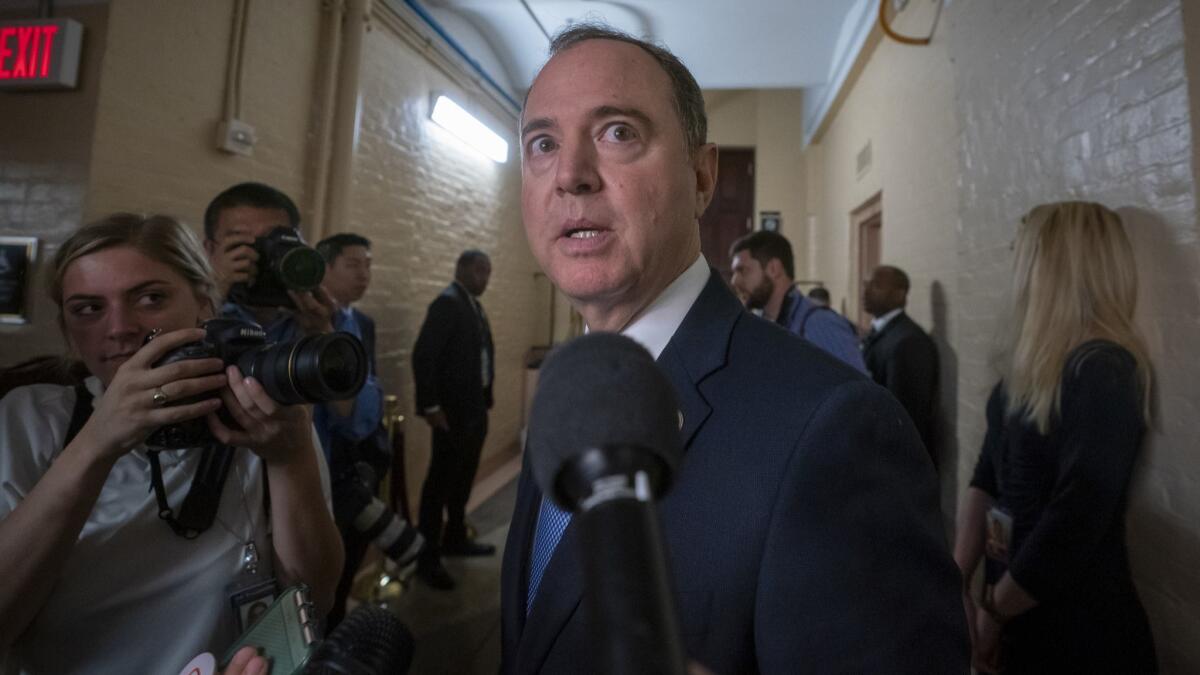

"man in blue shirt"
[203,183,382,457]
[730,231,867,373]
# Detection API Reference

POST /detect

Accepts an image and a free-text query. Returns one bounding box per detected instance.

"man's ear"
[765,258,785,280]
[203,237,217,257]
[693,143,719,218]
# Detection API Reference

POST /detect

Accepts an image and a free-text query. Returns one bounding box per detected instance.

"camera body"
[146,318,368,449]
[228,226,326,308]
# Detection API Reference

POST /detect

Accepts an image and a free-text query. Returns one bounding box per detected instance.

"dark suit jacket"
[411,282,494,425]
[862,311,939,456]
[500,271,967,674]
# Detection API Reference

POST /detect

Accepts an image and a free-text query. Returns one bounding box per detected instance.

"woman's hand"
[207,365,312,464]
[79,328,226,460]
[973,606,1003,673]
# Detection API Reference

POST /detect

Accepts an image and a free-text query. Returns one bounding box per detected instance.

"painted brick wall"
[0,3,109,363]
[945,0,1200,670]
[0,1,545,507]
[351,11,543,502]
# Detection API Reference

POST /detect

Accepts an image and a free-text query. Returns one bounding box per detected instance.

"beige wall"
[803,0,961,516]
[704,88,808,273]
[0,1,544,503]
[809,0,1200,669]
[0,3,109,363]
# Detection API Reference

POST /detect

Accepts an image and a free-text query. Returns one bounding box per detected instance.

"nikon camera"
[228,226,327,308]
[146,318,368,449]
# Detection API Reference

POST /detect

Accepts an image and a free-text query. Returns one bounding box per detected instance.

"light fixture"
[430,95,509,163]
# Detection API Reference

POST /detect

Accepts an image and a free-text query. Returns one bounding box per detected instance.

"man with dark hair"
[411,250,495,590]
[807,285,831,307]
[501,23,965,674]
[203,183,380,465]
[862,265,940,459]
[730,230,866,372]
[203,182,303,301]
[314,233,423,627]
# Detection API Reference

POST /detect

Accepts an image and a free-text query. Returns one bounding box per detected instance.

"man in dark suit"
[862,265,940,461]
[412,250,495,590]
[502,25,967,674]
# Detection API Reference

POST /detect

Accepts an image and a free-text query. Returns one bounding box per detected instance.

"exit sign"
[0,19,84,91]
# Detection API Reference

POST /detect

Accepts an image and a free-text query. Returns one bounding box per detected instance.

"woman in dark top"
[954,201,1156,674]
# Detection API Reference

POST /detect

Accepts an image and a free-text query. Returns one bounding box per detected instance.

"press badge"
[984,507,1013,564]
[228,576,278,635]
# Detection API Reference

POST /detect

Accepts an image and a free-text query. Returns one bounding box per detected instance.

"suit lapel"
[657,270,740,448]
[508,270,741,671]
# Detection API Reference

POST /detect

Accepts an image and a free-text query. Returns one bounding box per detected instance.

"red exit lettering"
[0,24,58,81]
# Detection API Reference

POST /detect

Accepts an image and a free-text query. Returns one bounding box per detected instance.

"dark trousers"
[418,415,488,563]
[327,526,370,630]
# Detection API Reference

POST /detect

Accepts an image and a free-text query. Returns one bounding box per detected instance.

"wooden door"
[851,193,882,331]
[700,148,755,282]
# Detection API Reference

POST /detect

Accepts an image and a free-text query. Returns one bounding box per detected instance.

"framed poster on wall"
[0,236,38,324]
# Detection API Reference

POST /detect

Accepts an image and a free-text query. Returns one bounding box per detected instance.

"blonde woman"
[0,214,342,674]
[954,202,1156,673]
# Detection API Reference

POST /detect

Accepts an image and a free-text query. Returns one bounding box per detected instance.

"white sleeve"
[0,384,75,520]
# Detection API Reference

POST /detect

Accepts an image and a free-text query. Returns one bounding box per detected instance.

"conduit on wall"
[323,0,370,240]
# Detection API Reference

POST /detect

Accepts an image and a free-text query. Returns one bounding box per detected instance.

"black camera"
[228,227,326,308]
[146,318,369,448]
[332,459,425,567]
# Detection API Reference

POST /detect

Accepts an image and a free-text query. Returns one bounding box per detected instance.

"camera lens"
[238,332,368,405]
[277,246,325,291]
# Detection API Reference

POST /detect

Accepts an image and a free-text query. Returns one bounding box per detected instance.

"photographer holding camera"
[203,183,380,462]
[0,214,343,674]
[205,185,422,624]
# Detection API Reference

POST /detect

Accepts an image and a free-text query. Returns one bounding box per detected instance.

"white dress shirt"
[613,255,710,359]
[870,307,904,335]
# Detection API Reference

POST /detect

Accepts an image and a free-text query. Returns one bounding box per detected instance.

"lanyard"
[147,444,235,539]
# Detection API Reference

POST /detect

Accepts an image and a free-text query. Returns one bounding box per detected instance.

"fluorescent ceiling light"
[430,95,509,163]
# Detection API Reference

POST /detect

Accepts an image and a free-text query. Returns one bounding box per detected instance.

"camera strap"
[147,443,236,539]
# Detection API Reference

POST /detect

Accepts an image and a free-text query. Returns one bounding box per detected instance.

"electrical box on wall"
[216,119,257,156]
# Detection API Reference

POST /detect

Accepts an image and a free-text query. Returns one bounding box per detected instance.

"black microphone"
[304,605,413,675]
[528,332,686,675]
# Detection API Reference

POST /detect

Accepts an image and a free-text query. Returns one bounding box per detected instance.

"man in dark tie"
[412,250,495,590]
[861,265,940,461]
[501,23,966,674]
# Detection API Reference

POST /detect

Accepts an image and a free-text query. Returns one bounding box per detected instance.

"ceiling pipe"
[401,0,521,111]
[308,0,347,240]
[323,0,370,238]
[518,0,551,41]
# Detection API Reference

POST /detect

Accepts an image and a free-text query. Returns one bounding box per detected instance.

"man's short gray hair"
[532,23,708,154]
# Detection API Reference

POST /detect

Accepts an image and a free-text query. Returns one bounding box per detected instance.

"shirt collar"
[612,255,709,360]
[871,307,904,333]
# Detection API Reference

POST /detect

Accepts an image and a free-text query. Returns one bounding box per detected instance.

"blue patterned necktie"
[526,496,573,615]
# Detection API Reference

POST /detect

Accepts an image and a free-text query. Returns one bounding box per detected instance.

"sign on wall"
[0,19,84,91]
[0,236,38,324]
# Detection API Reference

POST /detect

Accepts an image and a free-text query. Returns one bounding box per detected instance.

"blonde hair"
[51,213,219,322]
[1000,201,1151,433]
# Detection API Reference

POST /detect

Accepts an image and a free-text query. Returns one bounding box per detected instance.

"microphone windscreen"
[304,605,413,675]
[528,332,682,503]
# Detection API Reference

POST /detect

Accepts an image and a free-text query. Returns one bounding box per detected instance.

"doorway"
[699,148,755,283]
[851,192,882,331]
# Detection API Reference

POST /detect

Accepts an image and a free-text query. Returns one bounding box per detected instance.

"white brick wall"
[352,12,543,506]
[947,0,1200,670]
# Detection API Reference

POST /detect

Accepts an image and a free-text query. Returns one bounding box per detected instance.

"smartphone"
[220,584,320,674]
